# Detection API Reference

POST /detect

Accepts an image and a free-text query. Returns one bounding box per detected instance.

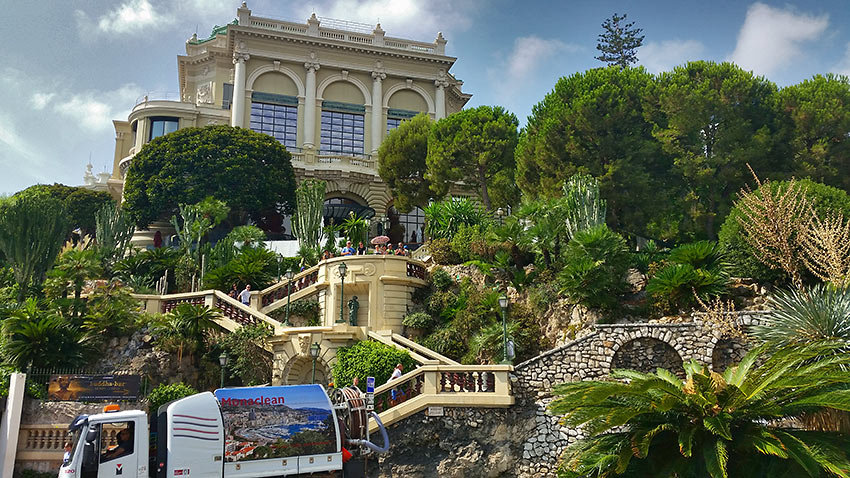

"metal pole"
[220,363,226,389]
[285,279,292,325]
[312,357,317,384]
[339,274,345,323]
[502,306,508,363]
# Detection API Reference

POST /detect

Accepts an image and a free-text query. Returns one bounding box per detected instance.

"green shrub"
[431,268,453,291]
[427,289,463,322]
[220,324,273,386]
[428,238,459,264]
[147,382,197,414]
[203,247,277,290]
[422,326,467,360]
[332,340,416,387]
[402,312,435,330]
[559,225,630,309]
[450,223,483,262]
[666,240,728,272]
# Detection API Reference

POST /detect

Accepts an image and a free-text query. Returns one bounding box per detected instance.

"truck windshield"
[65,428,84,466]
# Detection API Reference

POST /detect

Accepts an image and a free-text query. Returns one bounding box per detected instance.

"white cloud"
[76,0,176,37]
[639,40,705,73]
[0,113,38,161]
[52,84,143,133]
[30,93,55,110]
[506,36,578,79]
[730,3,828,76]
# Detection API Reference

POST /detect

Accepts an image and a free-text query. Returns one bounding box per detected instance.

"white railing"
[245,15,443,55]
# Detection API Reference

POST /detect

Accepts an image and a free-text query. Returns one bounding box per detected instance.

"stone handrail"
[134,290,284,338]
[368,364,513,432]
[367,331,458,365]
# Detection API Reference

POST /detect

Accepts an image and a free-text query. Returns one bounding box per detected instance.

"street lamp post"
[498,295,509,364]
[310,342,321,384]
[219,352,228,389]
[284,269,296,326]
[337,262,348,324]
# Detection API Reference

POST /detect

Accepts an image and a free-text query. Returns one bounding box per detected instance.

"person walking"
[239,284,251,306]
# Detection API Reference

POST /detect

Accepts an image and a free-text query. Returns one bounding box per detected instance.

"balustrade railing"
[406,262,427,280]
[214,296,257,326]
[260,267,320,308]
[161,296,205,313]
[18,427,65,452]
[374,374,425,414]
[370,365,512,423]
[440,370,495,393]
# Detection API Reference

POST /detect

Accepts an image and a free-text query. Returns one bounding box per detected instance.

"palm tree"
[2,298,91,369]
[53,248,103,318]
[154,304,221,366]
[550,342,850,478]
[752,284,850,346]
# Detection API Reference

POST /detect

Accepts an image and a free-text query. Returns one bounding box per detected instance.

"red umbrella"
[370,235,390,245]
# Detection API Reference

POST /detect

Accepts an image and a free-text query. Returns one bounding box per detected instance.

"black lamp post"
[337,262,348,323]
[284,268,296,326]
[310,342,321,384]
[219,352,228,389]
[498,295,509,364]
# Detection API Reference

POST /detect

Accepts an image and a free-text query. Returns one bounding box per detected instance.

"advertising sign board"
[214,385,338,462]
[48,374,141,401]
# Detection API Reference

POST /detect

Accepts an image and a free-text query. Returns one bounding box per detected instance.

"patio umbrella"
[370,235,390,245]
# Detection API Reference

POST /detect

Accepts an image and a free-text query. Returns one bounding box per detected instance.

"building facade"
[109,2,470,243]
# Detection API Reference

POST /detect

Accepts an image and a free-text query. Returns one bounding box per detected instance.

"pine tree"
[595,13,644,69]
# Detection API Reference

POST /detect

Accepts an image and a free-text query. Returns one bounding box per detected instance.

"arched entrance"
[612,337,684,377]
[323,197,375,227]
[283,355,330,385]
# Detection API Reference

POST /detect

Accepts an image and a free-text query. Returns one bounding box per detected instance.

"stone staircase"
[133,255,514,424]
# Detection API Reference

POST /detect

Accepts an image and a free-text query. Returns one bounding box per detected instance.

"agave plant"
[550,342,850,478]
[753,284,850,347]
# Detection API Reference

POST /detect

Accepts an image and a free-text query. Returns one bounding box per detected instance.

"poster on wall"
[47,375,141,401]
[214,385,338,462]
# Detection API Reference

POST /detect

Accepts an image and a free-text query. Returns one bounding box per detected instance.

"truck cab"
[60,408,149,478]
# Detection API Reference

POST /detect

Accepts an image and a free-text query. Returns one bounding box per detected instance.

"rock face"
[369,408,529,478]
[93,329,198,386]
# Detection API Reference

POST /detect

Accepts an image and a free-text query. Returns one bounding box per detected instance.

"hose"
[347,412,390,453]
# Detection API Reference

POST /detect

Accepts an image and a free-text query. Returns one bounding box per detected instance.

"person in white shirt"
[239,284,251,305]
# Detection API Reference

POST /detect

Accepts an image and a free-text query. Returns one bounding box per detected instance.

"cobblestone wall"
[375,312,765,478]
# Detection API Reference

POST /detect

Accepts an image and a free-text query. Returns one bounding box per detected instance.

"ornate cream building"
[109,2,470,242]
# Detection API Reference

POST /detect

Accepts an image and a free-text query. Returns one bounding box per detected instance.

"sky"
[2,0,850,195]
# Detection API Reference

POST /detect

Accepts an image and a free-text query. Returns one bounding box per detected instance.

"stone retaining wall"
[373,312,765,478]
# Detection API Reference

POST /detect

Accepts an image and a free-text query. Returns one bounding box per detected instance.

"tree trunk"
[478,167,492,211]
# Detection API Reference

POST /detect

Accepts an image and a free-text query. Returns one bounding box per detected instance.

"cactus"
[292,179,326,252]
[563,174,606,240]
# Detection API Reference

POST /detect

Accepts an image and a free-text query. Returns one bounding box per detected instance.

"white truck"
[58,384,388,478]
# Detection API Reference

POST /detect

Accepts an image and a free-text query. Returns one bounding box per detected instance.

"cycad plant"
[153,304,220,366]
[550,342,850,478]
[1,298,92,369]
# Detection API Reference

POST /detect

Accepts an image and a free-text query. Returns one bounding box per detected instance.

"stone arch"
[324,183,370,205]
[383,82,435,114]
[246,64,305,97]
[611,337,684,377]
[711,337,748,372]
[317,75,371,105]
[282,354,330,385]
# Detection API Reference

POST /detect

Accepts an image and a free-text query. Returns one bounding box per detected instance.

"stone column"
[371,66,386,154]
[435,76,449,120]
[231,50,250,127]
[303,53,321,149]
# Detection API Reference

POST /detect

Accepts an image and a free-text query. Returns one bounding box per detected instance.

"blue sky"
[1,0,849,195]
